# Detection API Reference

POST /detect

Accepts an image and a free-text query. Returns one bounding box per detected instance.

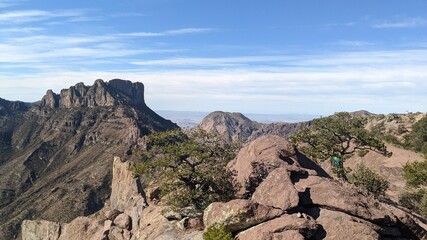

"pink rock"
[252,167,299,210]
[203,199,283,232]
[236,214,317,240]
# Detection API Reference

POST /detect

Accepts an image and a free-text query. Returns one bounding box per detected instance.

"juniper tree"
[131,129,239,210]
[291,112,391,178]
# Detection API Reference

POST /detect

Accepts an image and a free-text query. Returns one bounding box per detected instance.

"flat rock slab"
[203,199,283,232]
[236,214,317,240]
[307,208,380,240]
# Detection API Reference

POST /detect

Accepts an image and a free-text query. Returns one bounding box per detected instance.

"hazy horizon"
[0,0,426,115]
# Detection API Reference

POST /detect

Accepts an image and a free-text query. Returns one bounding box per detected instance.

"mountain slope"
[0,79,177,239]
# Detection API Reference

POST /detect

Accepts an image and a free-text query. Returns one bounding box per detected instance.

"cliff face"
[197,111,310,142]
[40,79,146,109]
[0,79,178,239]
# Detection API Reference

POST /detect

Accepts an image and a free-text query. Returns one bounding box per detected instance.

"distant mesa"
[197,111,310,142]
[40,79,146,109]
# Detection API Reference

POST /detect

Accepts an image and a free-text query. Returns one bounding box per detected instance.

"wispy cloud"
[0,9,89,24]
[372,17,427,28]
[321,22,355,27]
[0,26,212,64]
[333,40,374,47]
[118,28,214,37]
[130,50,427,69]
[0,27,43,33]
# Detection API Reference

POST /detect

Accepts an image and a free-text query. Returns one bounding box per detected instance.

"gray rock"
[105,209,122,221]
[110,157,147,218]
[114,213,131,230]
[108,226,125,240]
[22,220,61,240]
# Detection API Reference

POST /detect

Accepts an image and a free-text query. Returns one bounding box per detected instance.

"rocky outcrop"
[110,157,147,232]
[19,134,427,240]
[197,111,309,142]
[204,135,427,239]
[40,90,59,109]
[22,157,203,240]
[0,79,178,239]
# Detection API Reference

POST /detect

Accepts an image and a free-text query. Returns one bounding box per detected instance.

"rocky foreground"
[22,135,427,240]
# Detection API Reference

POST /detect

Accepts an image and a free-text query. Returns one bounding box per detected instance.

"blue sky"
[0,0,426,115]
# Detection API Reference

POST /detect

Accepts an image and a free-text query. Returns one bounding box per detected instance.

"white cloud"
[118,28,214,37]
[1,51,426,114]
[372,17,427,28]
[0,9,89,24]
[321,22,356,27]
[0,27,43,33]
[130,50,427,69]
[333,40,374,47]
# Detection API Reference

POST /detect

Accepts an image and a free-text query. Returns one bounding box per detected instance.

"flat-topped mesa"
[39,79,146,109]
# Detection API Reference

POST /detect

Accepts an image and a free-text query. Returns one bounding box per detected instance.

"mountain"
[0,79,177,239]
[22,136,427,239]
[197,111,310,142]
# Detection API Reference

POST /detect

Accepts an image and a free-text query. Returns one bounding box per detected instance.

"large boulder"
[58,216,104,240]
[307,208,380,240]
[296,176,394,223]
[251,167,299,210]
[236,214,318,240]
[203,199,283,232]
[227,135,298,196]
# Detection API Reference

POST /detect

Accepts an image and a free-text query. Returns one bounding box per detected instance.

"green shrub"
[131,129,239,210]
[401,158,427,217]
[349,164,389,198]
[404,116,427,156]
[399,189,427,218]
[357,149,369,157]
[203,223,232,240]
[403,160,427,187]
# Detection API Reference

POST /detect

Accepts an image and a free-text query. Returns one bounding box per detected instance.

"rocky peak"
[40,79,146,109]
[40,90,59,109]
[197,111,310,142]
[198,111,258,141]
